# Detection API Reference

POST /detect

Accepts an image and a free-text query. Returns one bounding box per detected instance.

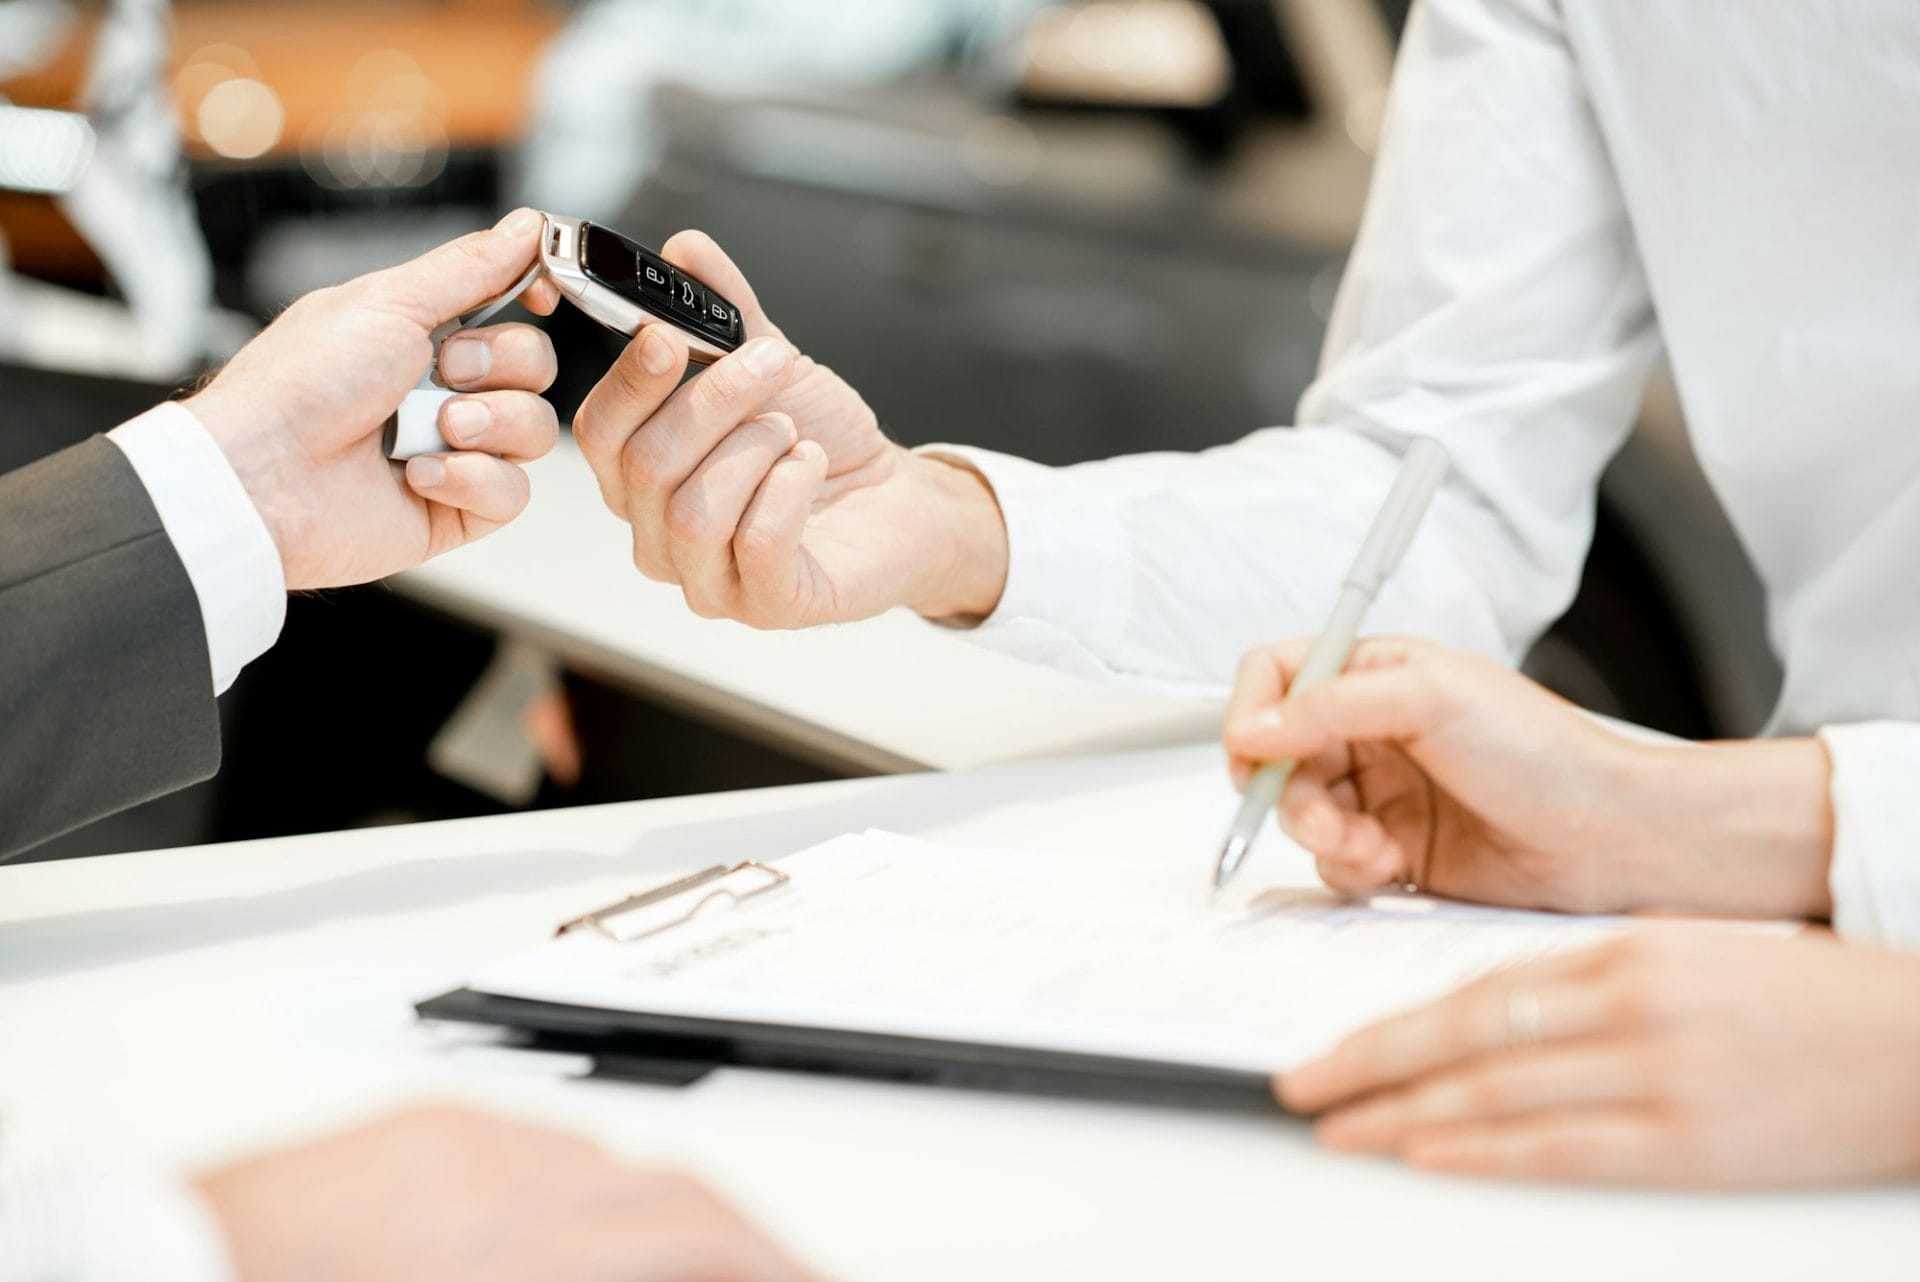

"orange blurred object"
[0,0,565,280]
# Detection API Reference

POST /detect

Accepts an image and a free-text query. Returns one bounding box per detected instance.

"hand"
[1279,931,1920,1186]
[571,231,1008,627]
[198,1104,817,1282]
[1221,636,1833,918]
[185,209,566,590]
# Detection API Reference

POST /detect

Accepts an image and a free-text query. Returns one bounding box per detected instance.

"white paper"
[469,831,1635,1073]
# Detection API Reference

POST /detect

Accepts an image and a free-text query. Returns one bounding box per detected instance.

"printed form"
[467,831,1649,1073]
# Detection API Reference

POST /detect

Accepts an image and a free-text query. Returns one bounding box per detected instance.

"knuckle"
[1607,960,1677,1027]
[692,363,748,415]
[1594,933,1647,970]
[631,537,674,583]
[520,331,559,387]
[528,397,561,443]
[1640,1038,1695,1101]
[733,595,787,632]
[449,233,493,274]
[1653,1032,1721,1107]
[291,283,341,316]
[1459,1069,1511,1115]
[1533,1129,1597,1174]
[612,340,661,399]
[619,438,667,496]
[600,485,629,521]
[571,403,608,454]
[681,589,726,621]
[731,520,781,566]
[664,490,711,544]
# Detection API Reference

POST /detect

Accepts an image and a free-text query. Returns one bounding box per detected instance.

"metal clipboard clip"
[555,861,791,944]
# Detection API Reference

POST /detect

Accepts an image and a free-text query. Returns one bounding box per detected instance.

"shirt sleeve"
[0,1162,235,1282]
[107,402,285,695]
[921,0,1661,693]
[1817,722,1920,949]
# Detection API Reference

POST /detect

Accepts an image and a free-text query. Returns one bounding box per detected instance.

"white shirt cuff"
[108,402,286,694]
[0,1162,236,1282]
[1817,721,1920,950]
[914,443,1151,686]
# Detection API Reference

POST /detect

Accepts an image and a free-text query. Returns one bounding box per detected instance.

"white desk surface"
[3,745,1913,1281]
[390,436,1220,775]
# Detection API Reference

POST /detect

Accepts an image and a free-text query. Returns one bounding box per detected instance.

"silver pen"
[1212,438,1451,894]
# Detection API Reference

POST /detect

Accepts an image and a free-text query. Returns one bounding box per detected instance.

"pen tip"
[1212,835,1251,896]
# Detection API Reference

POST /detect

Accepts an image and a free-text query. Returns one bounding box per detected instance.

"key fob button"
[636,252,674,304]
[704,296,740,341]
[670,273,706,319]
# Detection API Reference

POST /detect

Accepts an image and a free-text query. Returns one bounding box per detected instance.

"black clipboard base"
[418,988,1283,1115]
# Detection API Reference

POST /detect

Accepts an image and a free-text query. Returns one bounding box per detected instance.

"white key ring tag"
[384,260,546,460]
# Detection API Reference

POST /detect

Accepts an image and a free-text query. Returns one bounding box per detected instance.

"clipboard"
[417,859,1281,1113]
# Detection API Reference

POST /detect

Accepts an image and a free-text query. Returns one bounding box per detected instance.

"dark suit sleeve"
[0,437,220,859]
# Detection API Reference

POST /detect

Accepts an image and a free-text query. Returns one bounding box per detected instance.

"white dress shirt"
[107,401,285,694]
[940,0,1920,946]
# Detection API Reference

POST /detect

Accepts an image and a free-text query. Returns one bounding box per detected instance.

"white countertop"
[3,744,1912,1280]
[389,436,1221,775]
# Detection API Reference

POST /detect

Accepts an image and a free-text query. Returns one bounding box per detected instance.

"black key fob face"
[570,221,744,358]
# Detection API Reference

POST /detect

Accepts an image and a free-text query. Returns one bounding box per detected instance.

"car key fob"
[538,213,744,363]
[386,213,746,460]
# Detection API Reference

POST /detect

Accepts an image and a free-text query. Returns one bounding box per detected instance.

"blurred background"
[2,0,1779,858]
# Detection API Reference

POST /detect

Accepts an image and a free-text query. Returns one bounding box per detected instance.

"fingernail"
[408,456,446,489]
[494,207,542,236]
[444,399,491,446]
[761,414,797,447]
[1253,707,1285,731]
[439,337,490,385]
[738,337,791,379]
[638,328,676,376]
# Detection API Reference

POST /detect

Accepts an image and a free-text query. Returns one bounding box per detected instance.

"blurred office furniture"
[0,0,564,312]
[4,747,1910,1281]
[0,0,236,379]
[515,0,1050,224]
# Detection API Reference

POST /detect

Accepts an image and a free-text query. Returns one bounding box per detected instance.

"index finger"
[660,230,784,343]
[1224,640,1314,751]
[571,324,691,509]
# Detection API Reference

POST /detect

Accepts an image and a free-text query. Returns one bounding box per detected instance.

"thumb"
[375,207,548,329]
[660,229,785,342]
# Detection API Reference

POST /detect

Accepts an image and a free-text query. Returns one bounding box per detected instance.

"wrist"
[1615,735,1835,919]
[901,451,1009,621]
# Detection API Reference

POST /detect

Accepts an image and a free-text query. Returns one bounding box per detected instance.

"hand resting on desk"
[1227,636,1920,1186]
[1281,931,1920,1186]
[198,1104,817,1282]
